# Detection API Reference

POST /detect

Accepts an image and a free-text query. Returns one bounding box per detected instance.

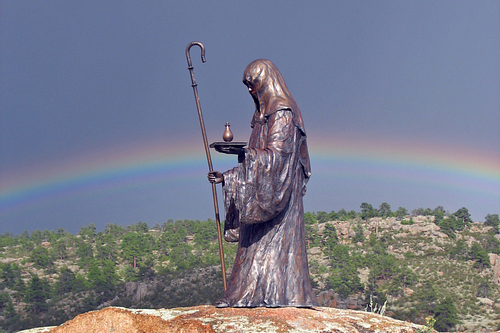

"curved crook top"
[186,41,206,67]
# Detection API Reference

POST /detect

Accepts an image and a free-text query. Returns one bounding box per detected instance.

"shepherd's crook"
[185,41,227,291]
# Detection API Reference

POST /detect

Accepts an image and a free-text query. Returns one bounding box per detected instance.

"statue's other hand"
[208,171,224,184]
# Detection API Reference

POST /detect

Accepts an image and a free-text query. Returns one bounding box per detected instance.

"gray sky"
[1,1,499,234]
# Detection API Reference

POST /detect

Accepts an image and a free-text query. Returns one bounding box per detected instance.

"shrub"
[401,219,414,225]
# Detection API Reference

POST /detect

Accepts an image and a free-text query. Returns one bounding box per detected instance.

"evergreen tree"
[25,275,50,314]
[104,223,126,236]
[30,246,53,269]
[137,258,156,280]
[389,267,418,297]
[305,224,320,248]
[438,217,457,238]
[360,203,375,220]
[132,221,149,233]
[20,230,30,239]
[31,229,43,244]
[193,220,218,251]
[336,208,347,220]
[79,223,97,241]
[394,207,408,218]
[100,260,119,291]
[95,234,118,261]
[77,239,94,268]
[86,259,119,296]
[352,221,365,243]
[483,234,500,254]
[378,202,392,218]
[87,259,101,288]
[328,210,338,221]
[453,207,472,230]
[327,265,363,298]
[316,211,329,223]
[0,292,9,311]
[42,229,56,243]
[12,277,25,304]
[121,232,154,267]
[4,299,16,320]
[346,210,357,220]
[73,273,88,292]
[326,243,363,298]
[304,212,317,225]
[484,213,499,234]
[412,207,423,216]
[410,281,439,315]
[56,227,67,238]
[322,223,338,257]
[450,239,468,260]
[1,263,19,288]
[167,243,197,271]
[434,297,459,332]
[54,267,76,295]
[0,232,16,248]
[54,238,67,260]
[470,243,491,269]
[432,206,446,223]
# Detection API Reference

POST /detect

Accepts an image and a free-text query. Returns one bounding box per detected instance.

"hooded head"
[243,59,305,135]
[243,59,311,179]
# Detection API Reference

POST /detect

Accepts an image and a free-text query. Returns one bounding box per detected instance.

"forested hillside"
[0,204,499,332]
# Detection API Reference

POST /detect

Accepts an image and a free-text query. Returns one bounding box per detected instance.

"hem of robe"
[216,299,319,309]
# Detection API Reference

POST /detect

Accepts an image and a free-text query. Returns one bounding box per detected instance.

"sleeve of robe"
[223,109,298,227]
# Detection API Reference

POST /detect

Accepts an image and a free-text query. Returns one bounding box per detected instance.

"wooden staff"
[185,41,227,291]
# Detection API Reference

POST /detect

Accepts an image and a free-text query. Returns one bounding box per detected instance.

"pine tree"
[434,297,459,332]
[54,267,76,294]
[12,277,25,304]
[25,275,50,314]
[470,243,491,269]
[360,203,375,220]
[485,213,500,234]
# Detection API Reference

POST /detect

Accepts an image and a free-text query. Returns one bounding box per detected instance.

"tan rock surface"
[20,305,424,333]
[490,253,500,285]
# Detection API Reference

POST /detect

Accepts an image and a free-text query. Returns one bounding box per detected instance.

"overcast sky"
[1,1,499,235]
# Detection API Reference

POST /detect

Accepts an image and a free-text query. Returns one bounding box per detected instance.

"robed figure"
[209,59,318,308]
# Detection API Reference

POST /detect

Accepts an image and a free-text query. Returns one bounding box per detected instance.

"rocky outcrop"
[323,216,449,243]
[490,253,500,285]
[20,305,423,333]
[316,289,367,310]
[124,282,154,303]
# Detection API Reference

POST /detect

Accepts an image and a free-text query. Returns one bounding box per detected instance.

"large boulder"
[20,305,424,333]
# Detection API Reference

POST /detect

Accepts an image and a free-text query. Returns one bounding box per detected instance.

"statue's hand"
[215,145,244,155]
[208,171,224,184]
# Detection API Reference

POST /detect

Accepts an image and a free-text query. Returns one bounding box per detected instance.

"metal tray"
[209,142,247,149]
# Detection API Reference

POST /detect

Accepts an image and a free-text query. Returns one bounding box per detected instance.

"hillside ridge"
[1,209,499,332]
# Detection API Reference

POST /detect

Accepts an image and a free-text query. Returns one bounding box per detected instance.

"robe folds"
[220,107,318,308]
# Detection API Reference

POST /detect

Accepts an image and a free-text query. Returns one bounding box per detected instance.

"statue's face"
[245,82,259,109]
[247,84,257,98]
[243,63,265,103]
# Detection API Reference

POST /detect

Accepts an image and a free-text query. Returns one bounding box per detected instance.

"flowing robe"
[220,107,318,307]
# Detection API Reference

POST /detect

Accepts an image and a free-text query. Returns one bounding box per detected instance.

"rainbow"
[1,139,212,212]
[1,135,499,215]
[309,134,499,196]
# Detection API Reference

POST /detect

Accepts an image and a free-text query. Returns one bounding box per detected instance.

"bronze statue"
[208,59,318,308]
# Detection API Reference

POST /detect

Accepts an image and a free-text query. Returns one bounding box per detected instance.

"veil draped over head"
[243,59,311,179]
